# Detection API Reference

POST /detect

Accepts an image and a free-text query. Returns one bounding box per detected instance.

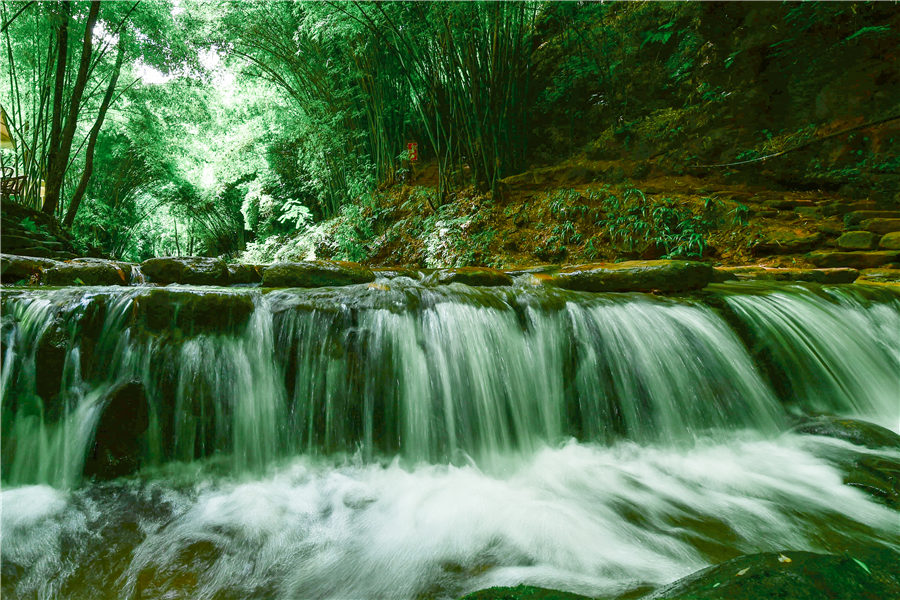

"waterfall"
[2,281,897,487]
[2,280,898,599]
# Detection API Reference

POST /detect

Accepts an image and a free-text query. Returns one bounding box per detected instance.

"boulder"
[752,231,823,255]
[83,381,150,480]
[856,268,900,283]
[140,257,230,286]
[807,251,900,269]
[261,261,375,288]
[643,549,900,600]
[461,585,592,600]
[0,253,60,284]
[552,260,713,293]
[763,198,814,210]
[836,231,877,251]
[227,263,263,284]
[434,267,513,287]
[878,232,900,250]
[715,267,858,284]
[372,267,423,279]
[859,218,900,236]
[794,206,822,219]
[792,416,900,450]
[43,261,128,286]
[844,210,900,227]
[794,417,900,509]
[132,289,255,334]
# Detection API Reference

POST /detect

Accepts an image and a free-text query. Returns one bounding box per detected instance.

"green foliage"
[591,187,723,258]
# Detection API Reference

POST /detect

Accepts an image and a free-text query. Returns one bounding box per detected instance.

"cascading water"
[1,278,898,599]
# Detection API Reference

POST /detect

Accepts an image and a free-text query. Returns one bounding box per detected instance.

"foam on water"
[2,435,897,599]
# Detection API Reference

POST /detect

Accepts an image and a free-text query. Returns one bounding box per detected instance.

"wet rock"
[643,548,900,600]
[35,319,69,404]
[792,416,900,450]
[807,251,900,269]
[553,260,713,293]
[0,253,60,284]
[859,218,900,236]
[434,267,513,287]
[140,256,230,286]
[227,263,263,284]
[794,417,900,508]
[844,210,900,227]
[373,267,423,279]
[261,261,375,288]
[502,265,558,277]
[461,585,593,600]
[836,231,878,251]
[752,231,823,255]
[132,289,255,334]
[43,261,128,286]
[795,206,823,219]
[83,381,149,480]
[714,267,858,284]
[878,232,900,250]
[856,268,900,283]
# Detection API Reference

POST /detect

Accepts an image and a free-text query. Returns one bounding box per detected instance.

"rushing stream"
[1,279,898,599]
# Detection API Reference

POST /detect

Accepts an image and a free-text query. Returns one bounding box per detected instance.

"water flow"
[1,436,897,599]
[722,283,900,429]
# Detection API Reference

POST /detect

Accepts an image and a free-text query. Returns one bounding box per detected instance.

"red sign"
[407,142,418,162]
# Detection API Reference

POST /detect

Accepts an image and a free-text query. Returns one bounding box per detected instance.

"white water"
[2,435,897,599]
[2,280,899,598]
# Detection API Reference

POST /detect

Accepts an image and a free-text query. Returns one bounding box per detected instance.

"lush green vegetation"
[1,2,896,263]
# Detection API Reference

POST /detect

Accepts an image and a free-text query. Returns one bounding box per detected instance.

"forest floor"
[309,155,899,271]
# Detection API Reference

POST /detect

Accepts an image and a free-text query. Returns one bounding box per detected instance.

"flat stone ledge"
[140,256,230,285]
[433,267,513,287]
[261,261,375,288]
[714,266,859,284]
[551,260,714,293]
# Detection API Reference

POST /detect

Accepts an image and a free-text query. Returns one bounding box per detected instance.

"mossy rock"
[807,251,900,269]
[879,232,900,250]
[752,231,823,255]
[792,416,900,450]
[0,253,61,284]
[435,267,514,287]
[261,261,375,288]
[836,231,878,251]
[131,289,255,334]
[793,417,900,508]
[227,263,263,284]
[43,261,129,286]
[856,268,900,283]
[714,267,858,284]
[644,549,900,600]
[461,585,595,600]
[859,218,900,236]
[140,257,230,286]
[552,260,713,293]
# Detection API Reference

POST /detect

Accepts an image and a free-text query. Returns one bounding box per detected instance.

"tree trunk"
[42,0,100,217]
[64,42,124,227]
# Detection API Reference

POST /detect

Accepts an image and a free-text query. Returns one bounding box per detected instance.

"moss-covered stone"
[752,231,823,255]
[140,256,230,286]
[878,232,900,250]
[227,263,263,284]
[131,289,255,334]
[793,416,900,450]
[714,266,858,284]
[552,260,713,293]
[644,549,900,600]
[43,261,128,286]
[435,267,514,287]
[0,253,60,284]
[836,231,878,251]
[261,261,375,288]
[856,268,900,283]
[859,218,900,236]
[83,381,149,480]
[461,585,595,600]
[807,251,900,269]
